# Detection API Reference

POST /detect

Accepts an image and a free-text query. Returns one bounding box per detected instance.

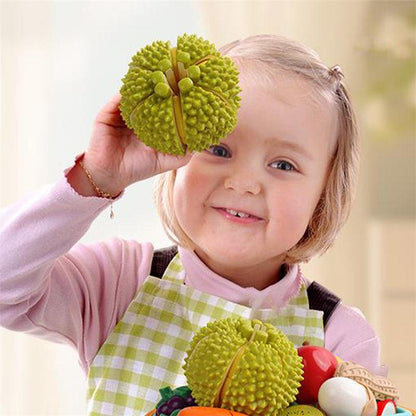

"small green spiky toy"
[120,33,241,155]
[183,317,304,416]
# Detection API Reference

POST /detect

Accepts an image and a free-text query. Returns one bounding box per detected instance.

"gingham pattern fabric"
[87,254,324,415]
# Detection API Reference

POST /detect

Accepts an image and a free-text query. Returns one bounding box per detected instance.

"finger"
[108,92,122,110]
[158,151,193,172]
[95,93,126,127]
[98,93,121,113]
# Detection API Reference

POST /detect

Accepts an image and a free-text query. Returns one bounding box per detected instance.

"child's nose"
[224,171,262,195]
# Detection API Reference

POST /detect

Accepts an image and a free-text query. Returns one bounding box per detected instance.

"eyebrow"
[265,137,313,160]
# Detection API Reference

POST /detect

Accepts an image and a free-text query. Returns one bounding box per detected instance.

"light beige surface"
[1,1,415,413]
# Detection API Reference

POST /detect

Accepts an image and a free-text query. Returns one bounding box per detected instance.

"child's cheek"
[270,193,312,247]
[175,160,216,196]
[173,164,210,228]
[175,165,200,197]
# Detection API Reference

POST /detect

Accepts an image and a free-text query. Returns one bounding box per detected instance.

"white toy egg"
[318,376,369,416]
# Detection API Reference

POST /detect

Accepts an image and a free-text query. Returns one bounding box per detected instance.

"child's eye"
[206,145,231,158]
[270,160,295,171]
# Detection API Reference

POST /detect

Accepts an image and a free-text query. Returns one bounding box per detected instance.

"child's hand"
[78,93,192,196]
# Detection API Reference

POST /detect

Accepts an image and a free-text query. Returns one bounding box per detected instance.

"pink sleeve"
[0,171,154,373]
[324,303,387,376]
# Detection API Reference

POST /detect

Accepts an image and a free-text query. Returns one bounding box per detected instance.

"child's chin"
[212,244,258,265]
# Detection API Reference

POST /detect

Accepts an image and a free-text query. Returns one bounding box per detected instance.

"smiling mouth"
[225,208,251,218]
[214,207,263,222]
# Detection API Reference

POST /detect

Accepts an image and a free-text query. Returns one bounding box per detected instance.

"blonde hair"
[155,34,360,264]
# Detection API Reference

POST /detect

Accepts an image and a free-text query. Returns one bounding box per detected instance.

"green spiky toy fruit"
[120,33,241,155]
[183,317,304,416]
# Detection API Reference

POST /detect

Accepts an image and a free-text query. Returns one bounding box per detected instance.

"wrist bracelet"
[78,160,115,219]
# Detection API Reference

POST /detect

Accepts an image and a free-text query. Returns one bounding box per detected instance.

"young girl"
[0,34,384,414]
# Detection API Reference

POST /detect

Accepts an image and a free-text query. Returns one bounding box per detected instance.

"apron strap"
[307,281,341,326]
[151,246,341,327]
[151,245,178,278]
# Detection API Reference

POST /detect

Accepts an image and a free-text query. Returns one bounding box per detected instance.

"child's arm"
[0,93,191,372]
[0,169,154,373]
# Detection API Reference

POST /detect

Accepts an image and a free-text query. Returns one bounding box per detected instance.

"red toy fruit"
[296,345,338,404]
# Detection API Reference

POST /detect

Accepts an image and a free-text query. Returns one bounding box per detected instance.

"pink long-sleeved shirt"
[0,169,386,377]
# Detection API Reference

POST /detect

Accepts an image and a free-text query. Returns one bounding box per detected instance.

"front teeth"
[226,209,250,218]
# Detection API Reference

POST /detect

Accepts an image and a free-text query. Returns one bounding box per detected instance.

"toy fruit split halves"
[120,33,241,155]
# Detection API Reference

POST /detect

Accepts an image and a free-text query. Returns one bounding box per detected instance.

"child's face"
[173,66,338,288]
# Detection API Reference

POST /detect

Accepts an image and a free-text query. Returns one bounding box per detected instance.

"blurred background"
[1,0,415,413]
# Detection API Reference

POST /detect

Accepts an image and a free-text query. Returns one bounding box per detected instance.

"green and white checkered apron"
[87,253,324,415]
